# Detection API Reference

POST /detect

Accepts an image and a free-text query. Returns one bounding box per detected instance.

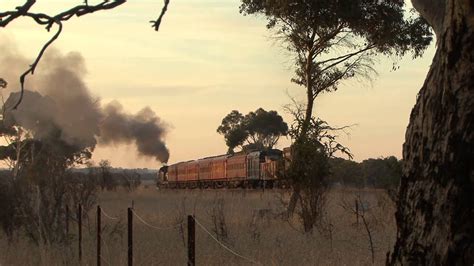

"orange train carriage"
[157,149,288,189]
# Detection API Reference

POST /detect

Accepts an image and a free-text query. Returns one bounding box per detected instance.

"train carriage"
[157,147,290,189]
[226,153,247,180]
[198,157,212,182]
[226,152,247,188]
[185,160,199,188]
[165,164,178,188]
[176,162,189,188]
[210,155,227,187]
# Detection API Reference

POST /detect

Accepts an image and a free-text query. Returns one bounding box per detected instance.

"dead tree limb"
[150,0,170,31]
[0,0,170,108]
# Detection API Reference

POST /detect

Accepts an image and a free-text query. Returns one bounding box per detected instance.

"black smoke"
[0,42,169,163]
[100,101,169,163]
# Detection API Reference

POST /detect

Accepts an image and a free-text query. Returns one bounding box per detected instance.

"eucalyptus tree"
[390,0,474,264]
[240,0,433,230]
[217,108,288,153]
[240,0,432,136]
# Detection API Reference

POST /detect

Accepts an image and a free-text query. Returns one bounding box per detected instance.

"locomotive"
[157,148,291,189]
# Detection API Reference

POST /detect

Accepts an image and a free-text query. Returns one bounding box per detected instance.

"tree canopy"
[217,108,288,153]
[240,0,432,135]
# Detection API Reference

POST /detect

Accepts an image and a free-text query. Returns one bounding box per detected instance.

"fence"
[68,203,261,266]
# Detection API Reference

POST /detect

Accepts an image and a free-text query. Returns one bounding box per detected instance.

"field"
[0,186,396,265]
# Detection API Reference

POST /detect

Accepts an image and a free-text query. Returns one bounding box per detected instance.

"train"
[157,148,291,189]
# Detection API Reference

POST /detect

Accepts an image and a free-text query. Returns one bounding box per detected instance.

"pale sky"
[0,0,435,169]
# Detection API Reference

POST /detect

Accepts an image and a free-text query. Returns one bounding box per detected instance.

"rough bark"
[390,0,474,265]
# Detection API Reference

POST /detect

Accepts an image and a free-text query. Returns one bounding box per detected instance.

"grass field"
[0,187,396,265]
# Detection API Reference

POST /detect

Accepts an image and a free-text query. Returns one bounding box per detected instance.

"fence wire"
[101,208,119,220]
[194,217,262,265]
[132,209,184,230]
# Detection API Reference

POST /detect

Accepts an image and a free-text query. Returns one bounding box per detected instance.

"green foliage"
[329,157,364,187]
[240,0,432,62]
[217,108,288,153]
[285,109,352,232]
[241,0,433,138]
[98,159,117,190]
[0,122,96,243]
[329,156,402,188]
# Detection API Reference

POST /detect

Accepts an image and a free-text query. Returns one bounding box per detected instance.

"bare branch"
[0,0,36,27]
[317,44,376,73]
[1,0,172,108]
[13,21,63,109]
[150,0,170,31]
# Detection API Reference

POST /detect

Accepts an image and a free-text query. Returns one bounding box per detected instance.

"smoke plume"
[0,41,170,163]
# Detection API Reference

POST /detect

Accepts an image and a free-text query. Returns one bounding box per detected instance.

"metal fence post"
[97,205,101,266]
[128,207,133,266]
[188,215,195,266]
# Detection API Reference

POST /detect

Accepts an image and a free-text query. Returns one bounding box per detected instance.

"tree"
[0,0,170,108]
[240,0,432,137]
[285,103,352,232]
[98,159,117,191]
[0,129,95,243]
[217,108,288,153]
[361,156,402,189]
[240,0,433,230]
[217,110,248,153]
[0,91,99,243]
[389,0,473,264]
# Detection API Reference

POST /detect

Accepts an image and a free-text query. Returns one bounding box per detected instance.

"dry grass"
[0,187,396,265]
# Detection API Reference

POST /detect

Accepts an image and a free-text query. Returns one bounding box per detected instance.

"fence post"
[187,215,195,266]
[128,207,133,266]
[66,204,69,237]
[355,199,359,225]
[78,204,83,262]
[97,206,101,266]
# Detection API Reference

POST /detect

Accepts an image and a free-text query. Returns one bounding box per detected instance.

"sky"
[0,0,436,169]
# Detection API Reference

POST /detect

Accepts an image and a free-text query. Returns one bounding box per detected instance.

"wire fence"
[132,209,184,230]
[194,217,262,265]
[101,208,119,220]
[68,204,262,265]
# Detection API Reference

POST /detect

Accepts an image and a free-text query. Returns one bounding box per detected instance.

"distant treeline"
[1,158,400,190]
[329,156,402,189]
[72,167,158,181]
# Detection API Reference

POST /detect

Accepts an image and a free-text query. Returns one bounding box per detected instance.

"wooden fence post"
[128,207,133,266]
[188,215,195,266]
[66,205,69,237]
[97,206,101,266]
[355,199,359,225]
[78,204,83,262]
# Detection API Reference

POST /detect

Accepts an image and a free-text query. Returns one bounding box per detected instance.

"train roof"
[164,148,286,167]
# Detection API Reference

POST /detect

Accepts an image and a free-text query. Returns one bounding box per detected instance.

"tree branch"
[0,0,36,27]
[317,44,375,74]
[1,0,171,108]
[14,20,63,109]
[150,0,170,31]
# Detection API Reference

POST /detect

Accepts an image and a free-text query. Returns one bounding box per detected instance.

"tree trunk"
[287,50,315,217]
[390,1,473,265]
